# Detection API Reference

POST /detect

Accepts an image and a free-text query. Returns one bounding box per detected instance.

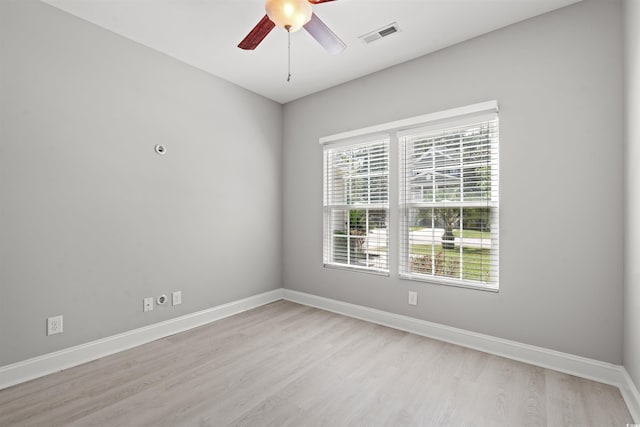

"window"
[320,101,498,290]
[399,112,499,290]
[323,137,389,273]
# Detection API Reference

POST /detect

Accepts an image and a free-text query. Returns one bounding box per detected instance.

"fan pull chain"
[286,25,292,82]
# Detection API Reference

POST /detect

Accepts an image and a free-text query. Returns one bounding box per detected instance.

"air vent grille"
[359,23,400,44]
[378,26,397,37]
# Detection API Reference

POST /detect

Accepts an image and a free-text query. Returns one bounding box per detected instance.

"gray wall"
[624,0,640,387]
[0,0,629,370]
[283,0,624,364]
[0,0,282,365]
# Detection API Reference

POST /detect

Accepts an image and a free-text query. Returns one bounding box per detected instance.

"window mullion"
[459,207,463,280]
[458,133,463,280]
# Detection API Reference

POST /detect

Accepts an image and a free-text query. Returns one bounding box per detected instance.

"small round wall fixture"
[155,144,166,155]
[157,294,168,305]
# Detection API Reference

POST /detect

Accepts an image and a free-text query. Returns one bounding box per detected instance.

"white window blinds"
[323,138,389,273]
[399,113,499,290]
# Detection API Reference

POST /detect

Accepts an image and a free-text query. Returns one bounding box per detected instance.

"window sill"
[324,263,390,277]
[399,273,499,293]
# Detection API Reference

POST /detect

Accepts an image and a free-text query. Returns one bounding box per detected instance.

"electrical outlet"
[47,315,63,336]
[172,291,182,306]
[143,297,154,312]
[408,291,418,306]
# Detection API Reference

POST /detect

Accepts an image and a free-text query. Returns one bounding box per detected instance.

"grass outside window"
[410,244,491,282]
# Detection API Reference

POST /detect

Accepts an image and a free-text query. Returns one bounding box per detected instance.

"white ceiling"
[41,0,581,104]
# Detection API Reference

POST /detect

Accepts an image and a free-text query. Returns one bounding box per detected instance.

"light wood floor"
[0,300,633,426]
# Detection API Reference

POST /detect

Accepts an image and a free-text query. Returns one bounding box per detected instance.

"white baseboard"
[282,289,639,422]
[2,286,638,422]
[621,368,640,422]
[0,288,283,391]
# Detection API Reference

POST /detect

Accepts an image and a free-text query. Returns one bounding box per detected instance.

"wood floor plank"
[0,300,633,426]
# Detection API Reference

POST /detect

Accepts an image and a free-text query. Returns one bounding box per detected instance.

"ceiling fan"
[238,0,346,55]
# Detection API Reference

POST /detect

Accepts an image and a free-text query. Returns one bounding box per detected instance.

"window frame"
[398,113,499,292]
[320,101,499,292]
[322,136,390,275]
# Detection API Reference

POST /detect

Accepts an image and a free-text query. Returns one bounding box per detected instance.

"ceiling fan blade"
[303,13,346,55]
[238,15,275,50]
[307,0,337,3]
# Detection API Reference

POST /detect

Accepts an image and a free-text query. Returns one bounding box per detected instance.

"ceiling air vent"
[359,23,401,44]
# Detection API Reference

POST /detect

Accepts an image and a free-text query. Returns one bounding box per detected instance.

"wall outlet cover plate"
[172,291,182,306]
[408,291,418,306]
[47,315,64,335]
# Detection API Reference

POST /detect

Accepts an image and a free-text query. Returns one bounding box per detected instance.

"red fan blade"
[308,0,337,3]
[303,12,345,54]
[238,15,275,50]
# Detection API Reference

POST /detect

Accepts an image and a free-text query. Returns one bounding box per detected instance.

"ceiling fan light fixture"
[265,0,312,32]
